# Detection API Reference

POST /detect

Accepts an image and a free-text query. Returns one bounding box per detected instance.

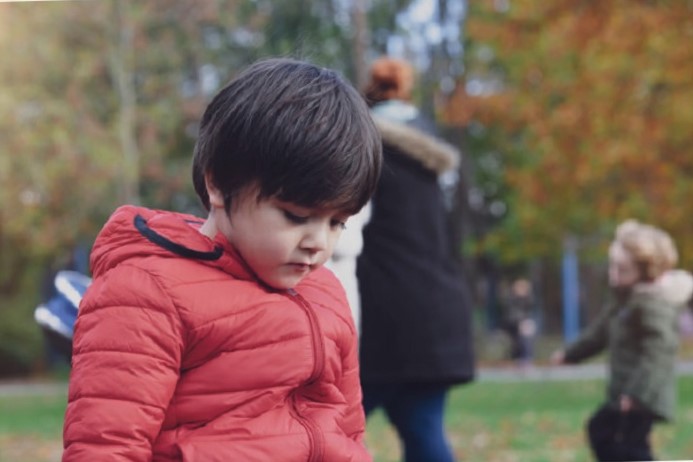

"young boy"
[62,58,382,461]
[552,220,693,461]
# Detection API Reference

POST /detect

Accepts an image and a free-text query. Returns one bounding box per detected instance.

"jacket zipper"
[287,289,325,462]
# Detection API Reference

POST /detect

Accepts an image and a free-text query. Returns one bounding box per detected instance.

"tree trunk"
[108,0,140,205]
[351,0,369,91]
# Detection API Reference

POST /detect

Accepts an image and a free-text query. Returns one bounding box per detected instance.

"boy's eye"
[331,219,347,230]
[282,207,347,230]
[283,210,309,224]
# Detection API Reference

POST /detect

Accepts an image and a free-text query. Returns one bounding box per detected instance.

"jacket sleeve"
[563,304,614,364]
[622,299,676,408]
[62,265,184,461]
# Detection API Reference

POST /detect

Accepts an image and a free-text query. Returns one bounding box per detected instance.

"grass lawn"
[366,376,693,462]
[1,377,692,462]
[0,391,66,462]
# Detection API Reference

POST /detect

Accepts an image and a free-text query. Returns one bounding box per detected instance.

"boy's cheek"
[318,252,333,267]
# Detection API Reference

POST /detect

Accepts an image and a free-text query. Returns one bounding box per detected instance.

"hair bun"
[364,57,415,104]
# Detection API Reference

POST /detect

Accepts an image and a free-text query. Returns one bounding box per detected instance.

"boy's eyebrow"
[276,199,353,217]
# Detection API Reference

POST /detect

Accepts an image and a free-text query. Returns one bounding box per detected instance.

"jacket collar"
[634,269,693,306]
[90,205,256,282]
[372,101,460,174]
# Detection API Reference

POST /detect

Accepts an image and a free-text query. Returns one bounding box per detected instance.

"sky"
[389,0,466,72]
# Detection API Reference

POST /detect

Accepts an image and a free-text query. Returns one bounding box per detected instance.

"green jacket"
[564,270,693,421]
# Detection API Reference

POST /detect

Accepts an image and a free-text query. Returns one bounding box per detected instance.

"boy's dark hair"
[192,58,382,215]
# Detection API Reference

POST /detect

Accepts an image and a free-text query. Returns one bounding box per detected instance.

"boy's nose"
[301,223,329,252]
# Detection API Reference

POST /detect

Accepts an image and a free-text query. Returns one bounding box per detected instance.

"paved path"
[0,380,68,397]
[2,361,693,395]
[477,360,693,382]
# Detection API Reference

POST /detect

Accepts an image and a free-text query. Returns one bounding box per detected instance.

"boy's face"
[608,242,640,289]
[212,188,349,289]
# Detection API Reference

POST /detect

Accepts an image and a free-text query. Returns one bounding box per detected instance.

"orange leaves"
[456,1,693,263]
[444,89,512,127]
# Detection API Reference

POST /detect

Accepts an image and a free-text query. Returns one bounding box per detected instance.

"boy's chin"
[260,264,323,291]
[261,274,306,291]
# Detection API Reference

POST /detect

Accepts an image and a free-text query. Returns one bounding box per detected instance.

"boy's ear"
[205,174,225,208]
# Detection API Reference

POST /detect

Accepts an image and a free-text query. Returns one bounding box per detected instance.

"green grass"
[1,377,693,461]
[0,393,67,437]
[0,390,67,462]
[366,376,693,462]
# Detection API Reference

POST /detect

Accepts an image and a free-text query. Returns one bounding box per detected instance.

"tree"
[0,0,254,372]
[0,1,252,274]
[1,0,456,373]
[447,1,693,266]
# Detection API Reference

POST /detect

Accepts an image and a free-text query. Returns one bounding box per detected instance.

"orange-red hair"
[363,57,415,105]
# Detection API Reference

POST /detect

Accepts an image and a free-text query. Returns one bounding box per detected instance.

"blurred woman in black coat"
[357,57,475,462]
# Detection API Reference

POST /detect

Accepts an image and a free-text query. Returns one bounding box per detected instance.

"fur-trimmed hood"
[635,269,693,306]
[371,101,460,174]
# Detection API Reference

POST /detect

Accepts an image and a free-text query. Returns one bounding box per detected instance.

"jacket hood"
[90,205,254,282]
[635,269,693,306]
[372,101,460,174]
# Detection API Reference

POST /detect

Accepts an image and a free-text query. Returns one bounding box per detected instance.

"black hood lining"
[134,215,222,261]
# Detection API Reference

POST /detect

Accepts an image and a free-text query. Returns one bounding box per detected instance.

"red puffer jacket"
[63,206,371,462]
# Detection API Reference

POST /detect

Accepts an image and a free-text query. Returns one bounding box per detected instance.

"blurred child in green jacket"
[552,219,693,461]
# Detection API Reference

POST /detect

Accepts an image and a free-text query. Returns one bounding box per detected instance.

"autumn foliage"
[447,1,693,265]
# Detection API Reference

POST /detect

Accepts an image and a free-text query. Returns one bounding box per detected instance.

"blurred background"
[1,1,692,460]
[3,0,692,374]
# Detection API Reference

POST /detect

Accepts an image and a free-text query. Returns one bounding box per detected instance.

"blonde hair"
[363,57,415,105]
[614,219,678,281]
